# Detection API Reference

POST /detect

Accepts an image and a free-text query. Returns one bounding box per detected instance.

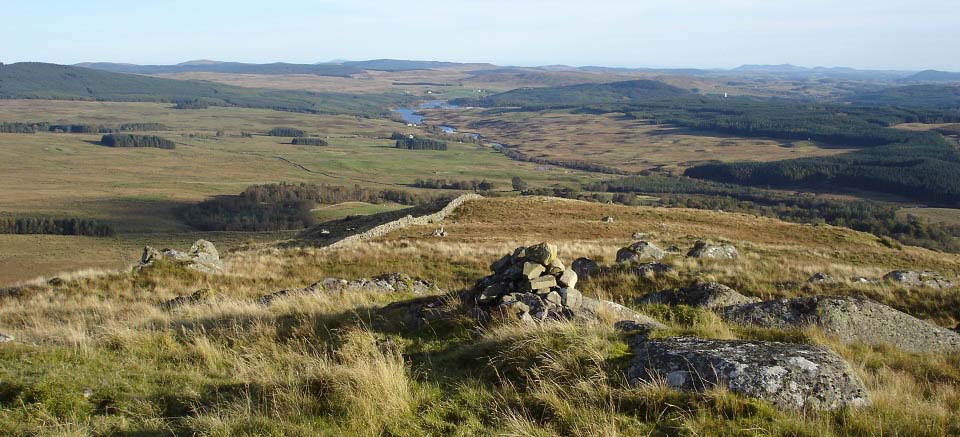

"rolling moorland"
[1,59,960,435]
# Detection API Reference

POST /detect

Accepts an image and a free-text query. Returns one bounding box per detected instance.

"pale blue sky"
[2,0,957,70]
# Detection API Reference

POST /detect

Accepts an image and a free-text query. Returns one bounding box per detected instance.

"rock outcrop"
[474,242,582,322]
[616,241,665,264]
[883,270,953,289]
[718,295,960,353]
[258,272,439,305]
[687,240,738,260]
[627,337,868,410]
[638,282,759,309]
[139,239,224,274]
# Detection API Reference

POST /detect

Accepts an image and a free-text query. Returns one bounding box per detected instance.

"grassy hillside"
[1,196,958,435]
[0,63,407,116]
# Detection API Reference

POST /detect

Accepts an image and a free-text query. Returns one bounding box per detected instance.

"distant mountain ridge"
[901,70,960,83]
[74,61,362,77]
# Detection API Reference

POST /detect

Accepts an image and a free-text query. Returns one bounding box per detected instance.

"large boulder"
[687,240,738,260]
[616,241,665,264]
[139,239,223,274]
[883,270,953,289]
[718,295,960,353]
[638,282,759,309]
[627,337,868,410]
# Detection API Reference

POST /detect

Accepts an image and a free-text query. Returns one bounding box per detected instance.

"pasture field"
[427,109,857,173]
[0,100,601,284]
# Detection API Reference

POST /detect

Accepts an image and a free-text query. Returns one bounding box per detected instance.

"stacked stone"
[475,242,582,322]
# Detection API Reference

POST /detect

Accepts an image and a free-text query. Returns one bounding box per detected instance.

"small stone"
[544,291,562,306]
[480,283,508,304]
[558,269,578,289]
[527,275,557,291]
[602,216,615,223]
[525,242,558,266]
[559,287,582,309]
[522,262,547,280]
[547,259,565,276]
[47,277,64,286]
[0,333,14,343]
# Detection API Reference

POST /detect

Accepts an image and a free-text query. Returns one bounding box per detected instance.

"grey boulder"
[687,240,738,260]
[718,295,960,353]
[626,337,868,410]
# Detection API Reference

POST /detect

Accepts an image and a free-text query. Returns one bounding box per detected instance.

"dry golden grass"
[2,189,959,435]
[428,109,856,173]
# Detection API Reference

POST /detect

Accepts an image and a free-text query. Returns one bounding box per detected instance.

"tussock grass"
[2,196,960,434]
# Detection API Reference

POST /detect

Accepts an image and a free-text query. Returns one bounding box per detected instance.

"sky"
[2,0,958,71]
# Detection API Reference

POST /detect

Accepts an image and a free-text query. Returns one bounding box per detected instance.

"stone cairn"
[474,242,582,322]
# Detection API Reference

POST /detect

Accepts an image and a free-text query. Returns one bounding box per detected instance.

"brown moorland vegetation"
[1,196,958,435]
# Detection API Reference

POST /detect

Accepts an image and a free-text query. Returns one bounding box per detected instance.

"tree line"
[414,179,495,191]
[182,183,435,231]
[292,137,328,146]
[0,217,115,237]
[269,127,306,137]
[101,134,176,149]
[392,133,448,150]
[2,121,169,134]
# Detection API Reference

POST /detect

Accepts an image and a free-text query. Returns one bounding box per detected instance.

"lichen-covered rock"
[571,257,600,280]
[883,270,953,289]
[139,240,223,274]
[718,295,960,353]
[616,241,665,264]
[525,242,558,266]
[638,282,759,309]
[626,337,868,410]
[687,240,738,260]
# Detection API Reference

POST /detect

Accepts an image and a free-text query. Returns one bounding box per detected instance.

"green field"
[0,100,600,284]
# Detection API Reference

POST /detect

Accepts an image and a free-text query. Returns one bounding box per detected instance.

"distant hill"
[469,79,690,108]
[849,84,960,108]
[901,70,960,83]
[732,64,811,73]
[75,61,362,77]
[0,62,404,116]
[339,59,497,71]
